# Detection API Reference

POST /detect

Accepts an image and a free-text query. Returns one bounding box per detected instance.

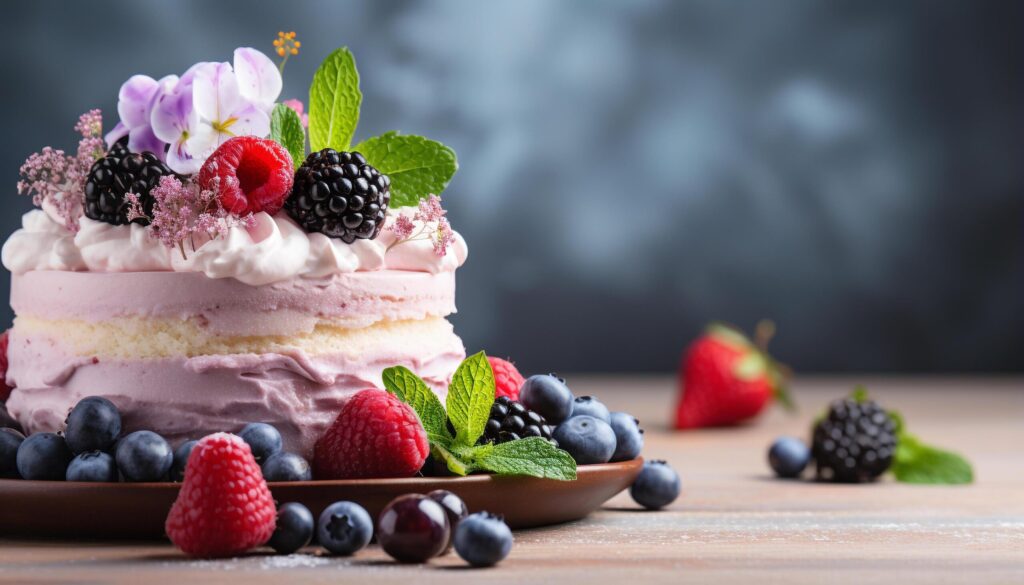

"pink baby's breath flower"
[74,109,103,138]
[389,215,416,240]
[414,194,446,223]
[431,217,455,257]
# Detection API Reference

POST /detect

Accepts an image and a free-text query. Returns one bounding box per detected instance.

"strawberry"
[165,433,276,558]
[488,356,524,401]
[313,389,429,479]
[675,321,792,429]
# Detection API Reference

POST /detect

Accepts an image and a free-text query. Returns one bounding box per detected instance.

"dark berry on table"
[453,512,513,567]
[16,432,72,480]
[237,422,282,464]
[66,450,118,482]
[609,412,644,462]
[520,374,575,424]
[115,430,173,482]
[768,436,811,479]
[64,396,122,454]
[377,494,450,563]
[269,502,315,555]
[317,500,373,556]
[812,397,897,483]
[84,146,175,226]
[284,149,391,243]
[570,396,611,422]
[427,489,469,554]
[0,427,25,478]
[630,459,681,510]
[0,402,21,433]
[480,396,556,446]
[553,415,617,464]
[170,439,197,482]
[262,451,312,482]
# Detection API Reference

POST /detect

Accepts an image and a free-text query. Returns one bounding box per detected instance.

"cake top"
[4,36,466,285]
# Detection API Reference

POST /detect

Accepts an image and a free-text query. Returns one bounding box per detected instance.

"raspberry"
[0,330,11,403]
[313,389,428,479]
[165,433,276,557]
[198,136,294,216]
[488,356,524,401]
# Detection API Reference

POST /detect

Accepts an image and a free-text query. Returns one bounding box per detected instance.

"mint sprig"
[352,132,458,208]
[270,103,306,168]
[382,353,577,481]
[308,47,361,152]
[888,408,973,484]
[299,47,457,205]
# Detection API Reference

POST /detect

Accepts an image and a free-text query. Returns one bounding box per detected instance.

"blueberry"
[64,396,122,454]
[377,494,450,563]
[519,374,574,424]
[262,451,312,482]
[115,430,172,482]
[768,436,810,479]
[66,451,118,482]
[630,459,681,510]
[608,412,644,462]
[237,423,282,464]
[16,432,72,480]
[552,415,617,464]
[169,439,197,482]
[317,501,373,556]
[0,402,22,433]
[427,489,469,554]
[1,428,25,478]
[269,502,314,554]
[570,396,611,422]
[453,512,513,567]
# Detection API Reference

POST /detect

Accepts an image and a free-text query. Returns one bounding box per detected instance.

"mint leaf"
[270,103,306,168]
[382,366,451,446]
[893,432,973,485]
[473,438,577,481]
[445,352,495,447]
[352,132,458,207]
[308,47,361,152]
[433,444,476,476]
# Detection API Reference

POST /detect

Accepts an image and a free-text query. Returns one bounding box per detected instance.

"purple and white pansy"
[108,48,281,174]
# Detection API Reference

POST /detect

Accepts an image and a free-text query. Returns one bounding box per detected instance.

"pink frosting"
[5,326,464,457]
[12,269,457,335]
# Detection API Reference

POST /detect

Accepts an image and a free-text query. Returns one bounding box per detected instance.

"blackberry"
[480,396,557,447]
[83,142,175,225]
[812,397,897,483]
[284,149,391,243]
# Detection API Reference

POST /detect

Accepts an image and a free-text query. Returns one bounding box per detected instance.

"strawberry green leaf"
[308,47,361,152]
[270,103,306,168]
[382,365,451,447]
[445,352,495,447]
[352,132,458,207]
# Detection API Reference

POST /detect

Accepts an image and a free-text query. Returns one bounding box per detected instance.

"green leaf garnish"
[445,351,495,447]
[352,132,458,207]
[270,103,306,168]
[308,47,361,152]
[384,355,577,481]
[473,438,577,481]
[890,407,973,485]
[382,365,452,447]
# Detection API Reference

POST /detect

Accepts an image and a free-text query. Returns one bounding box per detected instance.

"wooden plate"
[0,458,642,539]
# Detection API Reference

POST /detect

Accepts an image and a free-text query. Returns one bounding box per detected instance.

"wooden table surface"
[1,376,1022,584]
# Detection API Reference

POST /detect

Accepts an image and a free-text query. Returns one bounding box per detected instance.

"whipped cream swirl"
[3,208,467,286]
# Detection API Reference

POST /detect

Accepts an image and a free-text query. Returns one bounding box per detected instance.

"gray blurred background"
[2,1,1022,373]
